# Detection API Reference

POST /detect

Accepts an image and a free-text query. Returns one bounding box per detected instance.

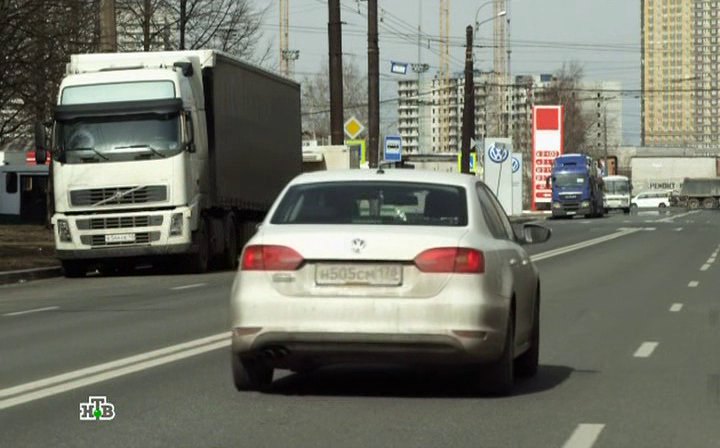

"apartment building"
[641,0,720,148]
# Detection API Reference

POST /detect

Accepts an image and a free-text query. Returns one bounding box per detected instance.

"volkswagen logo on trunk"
[351,238,366,253]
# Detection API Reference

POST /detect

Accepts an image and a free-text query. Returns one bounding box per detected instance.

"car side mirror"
[520,223,551,245]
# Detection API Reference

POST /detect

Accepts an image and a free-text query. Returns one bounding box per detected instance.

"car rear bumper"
[232,329,507,369]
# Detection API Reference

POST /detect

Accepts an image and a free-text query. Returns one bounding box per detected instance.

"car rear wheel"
[232,354,273,392]
[515,297,540,378]
[486,313,515,396]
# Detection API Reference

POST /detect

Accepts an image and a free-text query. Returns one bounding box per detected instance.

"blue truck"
[550,154,605,219]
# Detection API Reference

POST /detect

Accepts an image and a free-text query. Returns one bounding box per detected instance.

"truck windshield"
[553,173,586,188]
[604,180,630,194]
[56,114,181,164]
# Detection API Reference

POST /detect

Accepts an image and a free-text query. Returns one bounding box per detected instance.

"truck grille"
[562,202,580,211]
[70,185,167,206]
[80,232,161,247]
[76,215,163,230]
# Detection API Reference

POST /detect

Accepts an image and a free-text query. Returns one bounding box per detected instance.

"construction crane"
[439,0,450,152]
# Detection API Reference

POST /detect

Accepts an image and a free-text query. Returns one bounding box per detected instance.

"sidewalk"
[0,266,62,285]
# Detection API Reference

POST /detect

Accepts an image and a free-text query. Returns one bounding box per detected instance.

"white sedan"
[230,169,551,395]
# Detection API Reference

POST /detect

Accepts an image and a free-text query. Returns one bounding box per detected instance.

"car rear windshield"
[271,181,468,226]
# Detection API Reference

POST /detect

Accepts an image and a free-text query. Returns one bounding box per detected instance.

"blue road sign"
[384,135,403,162]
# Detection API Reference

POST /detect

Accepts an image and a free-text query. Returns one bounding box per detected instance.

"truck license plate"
[315,264,402,286]
[105,233,135,243]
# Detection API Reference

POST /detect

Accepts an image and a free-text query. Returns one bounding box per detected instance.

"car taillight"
[241,245,304,271]
[413,247,484,273]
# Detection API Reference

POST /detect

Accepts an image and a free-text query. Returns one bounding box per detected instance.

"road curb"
[0,266,63,285]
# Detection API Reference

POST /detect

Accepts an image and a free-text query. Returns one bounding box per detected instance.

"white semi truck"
[35,50,302,277]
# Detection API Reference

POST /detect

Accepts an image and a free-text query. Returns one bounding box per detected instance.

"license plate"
[566,211,576,215]
[105,233,135,243]
[315,264,402,286]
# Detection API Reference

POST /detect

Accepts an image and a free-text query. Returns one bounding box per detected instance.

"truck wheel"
[688,199,700,210]
[702,198,716,209]
[187,218,210,274]
[62,260,87,278]
[232,354,273,392]
[223,216,239,270]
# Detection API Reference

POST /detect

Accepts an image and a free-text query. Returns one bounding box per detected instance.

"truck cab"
[550,154,605,219]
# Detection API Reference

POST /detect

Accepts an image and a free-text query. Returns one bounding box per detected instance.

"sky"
[260,0,641,145]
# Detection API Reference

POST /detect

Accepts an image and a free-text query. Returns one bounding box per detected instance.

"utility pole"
[439,0,450,152]
[180,0,187,49]
[603,102,609,176]
[99,0,117,52]
[368,0,379,167]
[461,26,474,174]
[328,0,344,145]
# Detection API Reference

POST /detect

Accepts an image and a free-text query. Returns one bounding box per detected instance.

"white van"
[603,175,631,213]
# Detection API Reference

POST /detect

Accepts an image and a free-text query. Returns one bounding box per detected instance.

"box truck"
[35,50,302,277]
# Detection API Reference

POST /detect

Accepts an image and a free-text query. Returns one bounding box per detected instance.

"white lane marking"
[0,332,230,400]
[171,283,207,291]
[561,424,605,448]
[634,342,659,358]
[689,281,700,288]
[2,306,59,317]
[670,303,684,312]
[531,229,641,262]
[701,264,711,272]
[674,227,683,232]
[655,210,700,223]
[0,340,229,410]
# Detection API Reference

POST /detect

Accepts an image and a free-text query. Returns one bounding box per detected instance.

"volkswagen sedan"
[230,169,550,395]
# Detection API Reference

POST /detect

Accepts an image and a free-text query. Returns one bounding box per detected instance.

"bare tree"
[302,58,368,140]
[116,0,173,51]
[539,62,588,154]
[0,0,99,147]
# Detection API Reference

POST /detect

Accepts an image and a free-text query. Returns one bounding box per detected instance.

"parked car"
[230,169,551,395]
[631,190,673,209]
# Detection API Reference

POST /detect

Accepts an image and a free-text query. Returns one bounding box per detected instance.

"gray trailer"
[679,178,720,209]
[204,53,302,211]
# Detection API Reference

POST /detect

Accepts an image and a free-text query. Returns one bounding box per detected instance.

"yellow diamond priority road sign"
[344,116,365,139]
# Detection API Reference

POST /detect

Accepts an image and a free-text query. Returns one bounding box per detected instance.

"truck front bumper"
[52,207,194,261]
[551,203,591,217]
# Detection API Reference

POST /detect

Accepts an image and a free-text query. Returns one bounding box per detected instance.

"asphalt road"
[1,208,719,448]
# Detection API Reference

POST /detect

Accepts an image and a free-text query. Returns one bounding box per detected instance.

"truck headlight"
[552,202,562,209]
[57,220,72,242]
[581,201,591,208]
[170,213,183,236]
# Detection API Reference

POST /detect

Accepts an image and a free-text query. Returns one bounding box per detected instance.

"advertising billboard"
[532,106,564,209]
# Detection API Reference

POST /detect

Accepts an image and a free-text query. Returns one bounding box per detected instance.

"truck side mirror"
[34,122,48,165]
